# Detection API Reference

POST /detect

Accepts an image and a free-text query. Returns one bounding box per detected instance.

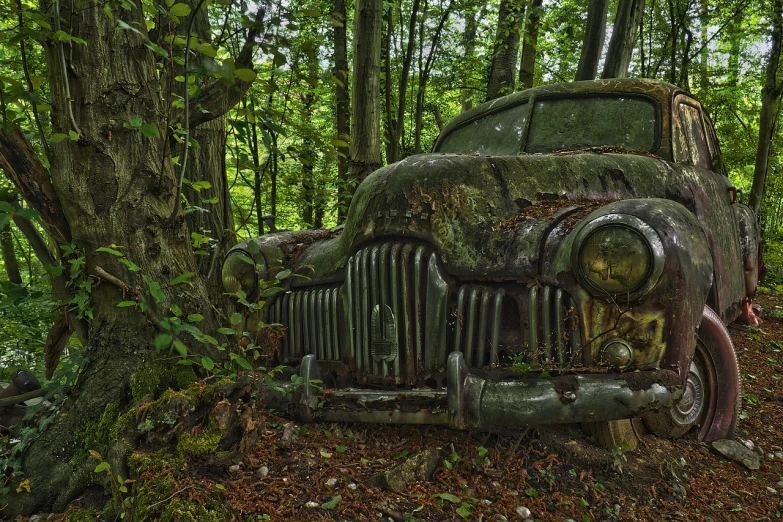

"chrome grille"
[342,242,449,385]
[267,287,341,361]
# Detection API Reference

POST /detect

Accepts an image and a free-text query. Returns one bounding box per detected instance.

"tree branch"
[187,7,266,128]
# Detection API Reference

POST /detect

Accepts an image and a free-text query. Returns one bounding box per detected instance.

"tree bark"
[0,0,260,513]
[575,0,609,81]
[749,0,783,213]
[487,0,525,101]
[350,0,383,182]
[1,221,22,284]
[334,0,351,222]
[387,0,421,163]
[601,0,645,79]
[518,0,544,89]
[461,4,479,111]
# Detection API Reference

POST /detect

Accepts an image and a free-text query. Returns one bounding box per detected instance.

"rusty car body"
[222,79,761,446]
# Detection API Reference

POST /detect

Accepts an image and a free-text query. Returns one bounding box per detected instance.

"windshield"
[437,95,659,155]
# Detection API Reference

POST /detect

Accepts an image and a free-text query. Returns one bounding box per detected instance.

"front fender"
[543,198,713,377]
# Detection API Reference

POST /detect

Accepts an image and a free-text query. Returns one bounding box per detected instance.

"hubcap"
[673,360,706,426]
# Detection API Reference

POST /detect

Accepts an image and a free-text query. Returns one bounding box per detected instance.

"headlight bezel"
[572,213,665,301]
[221,247,267,300]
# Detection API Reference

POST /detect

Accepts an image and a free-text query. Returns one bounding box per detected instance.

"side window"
[676,103,713,170]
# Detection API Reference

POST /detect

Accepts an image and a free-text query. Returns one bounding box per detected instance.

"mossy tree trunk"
[0,0,260,515]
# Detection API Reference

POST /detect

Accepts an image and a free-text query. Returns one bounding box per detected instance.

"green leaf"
[169,3,191,17]
[214,483,225,490]
[321,496,341,510]
[96,246,124,256]
[456,505,472,518]
[155,333,173,351]
[172,339,188,358]
[188,313,204,322]
[433,493,461,504]
[275,269,292,279]
[197,43,217,57]
[234,68,257,82]
[69,130,79,140]
[230,312,242,325]
[117,301,137,308]
[170,272,195,285]
[15,208,40,220]
[336,445,346,453]
[94,462,111,473]
[217,327,236,335]
[140,123,160,138]
[524,487,539,497]
[50,133,69,143]
[201,356,215,370]
[259,286,285,298]
[233,356,252,370]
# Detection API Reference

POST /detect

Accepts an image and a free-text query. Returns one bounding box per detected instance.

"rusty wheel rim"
[672,341,713,428]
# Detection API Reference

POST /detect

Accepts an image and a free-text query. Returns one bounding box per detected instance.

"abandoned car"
[222,78,761,449]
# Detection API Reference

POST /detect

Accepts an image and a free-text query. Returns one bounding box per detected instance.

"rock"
[772,445,782,451]
[490,481,502,490]
[256,465,269,478]
[347,483,358,491]
[481,499,492,505]
[614,504,621,513]
[305,501,320,509]
[778,480,783,488]
[366,448,442,493]
[515,506,532,518]
[494,516,508,521]
[280,421,296,447]
[775,452,783,460]
[739,438,755,451]
[768,453,775,461]
[228,464,241,472]
[712,439,761,470]
[767,487,778,495]
[326,477,339,488]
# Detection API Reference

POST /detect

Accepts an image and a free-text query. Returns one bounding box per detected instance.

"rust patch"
[618,370,681,391]
[493,198,618,232]
[552,375,580,394]
[549,146,665,161]
[279,228,342,266]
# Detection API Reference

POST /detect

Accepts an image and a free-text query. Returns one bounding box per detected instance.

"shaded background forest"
[0,0,781,381]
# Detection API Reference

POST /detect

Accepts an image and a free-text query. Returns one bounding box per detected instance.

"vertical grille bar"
[490,289,504,365]
[352,254,362,371]
[413,246,426,370]
[309,290,318,355]
[389,244,402,381]
[320,290,329,360]
[528,286,539,356]
[554,289,565,366]
[424,253,449,369]
[568,296,582,367]
[344,260,355,364]
[464,287,478,364]
[476,291,491,367]
[370,245,381,376]
[454,286,466,355]
[293,292,303,357]
[359,249,370,374]
[542,286,552,362]
[400,244,416,385]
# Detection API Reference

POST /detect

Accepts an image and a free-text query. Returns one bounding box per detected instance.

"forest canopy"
[0,0,781,517]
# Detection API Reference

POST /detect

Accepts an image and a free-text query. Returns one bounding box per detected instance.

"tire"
[643,306,741,442]
[582,419,641,451]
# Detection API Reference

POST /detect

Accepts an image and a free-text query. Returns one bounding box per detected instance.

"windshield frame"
[434,92,663,156]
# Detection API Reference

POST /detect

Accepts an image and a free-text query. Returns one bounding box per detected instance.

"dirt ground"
[47,292,783,521]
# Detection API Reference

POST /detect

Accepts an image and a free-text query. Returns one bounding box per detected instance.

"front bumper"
[266,352,683,429]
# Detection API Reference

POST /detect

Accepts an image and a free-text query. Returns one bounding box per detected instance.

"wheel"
[582,419,641,451]
[643,306,741,442]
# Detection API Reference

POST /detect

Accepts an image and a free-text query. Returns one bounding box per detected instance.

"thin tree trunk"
[350,0,383,182]
[487,0,525,100]
[388,0,421,163]
[334,0,351,222]
[601,0,645,79]
[1,221,22,284]
[749,0,783,213]
[461,4,479,111]
[519,0,544,89]
[575,0,610,81]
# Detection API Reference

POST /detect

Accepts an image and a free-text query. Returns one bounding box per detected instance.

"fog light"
[602,339,633,367]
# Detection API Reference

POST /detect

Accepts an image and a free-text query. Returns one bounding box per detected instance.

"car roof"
[437,78,688,160]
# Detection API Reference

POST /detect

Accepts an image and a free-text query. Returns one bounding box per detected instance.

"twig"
[146,485,194,510]
[503,427,531,469]
[94,266,133,297]
[53,0,81,135]
[164,0,207,226]
[0,388,46,408]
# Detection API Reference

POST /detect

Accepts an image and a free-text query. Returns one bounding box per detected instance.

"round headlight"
[221,250,263,296]
[573,214,664,299]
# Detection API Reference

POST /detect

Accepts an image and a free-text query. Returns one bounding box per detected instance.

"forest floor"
[48,292,783,521]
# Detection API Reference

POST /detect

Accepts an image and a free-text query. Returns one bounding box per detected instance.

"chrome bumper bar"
[266,352,682,429]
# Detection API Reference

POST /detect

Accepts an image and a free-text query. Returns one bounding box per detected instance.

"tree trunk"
[461,4,479,111]
[486,0,525,101]
[350,0,383,182]
[334,0,351,222]
[601,0,645,79]
[0,0,256,513]
[749,0,783,213]
[1,221,22,284]
[518,0,544,89]
[387,0,421,163]
[575,0,609,81]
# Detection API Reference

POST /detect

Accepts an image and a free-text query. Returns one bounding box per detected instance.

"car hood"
[278,151,703,282]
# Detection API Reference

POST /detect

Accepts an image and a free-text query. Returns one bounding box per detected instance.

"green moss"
[129,358,197,404]
[177,430,222,456]
[160,498,232,522]
[81,402,121,454]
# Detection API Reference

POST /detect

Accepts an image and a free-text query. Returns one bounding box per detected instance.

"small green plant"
[90,450,134,518]
[611,440,631,473]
